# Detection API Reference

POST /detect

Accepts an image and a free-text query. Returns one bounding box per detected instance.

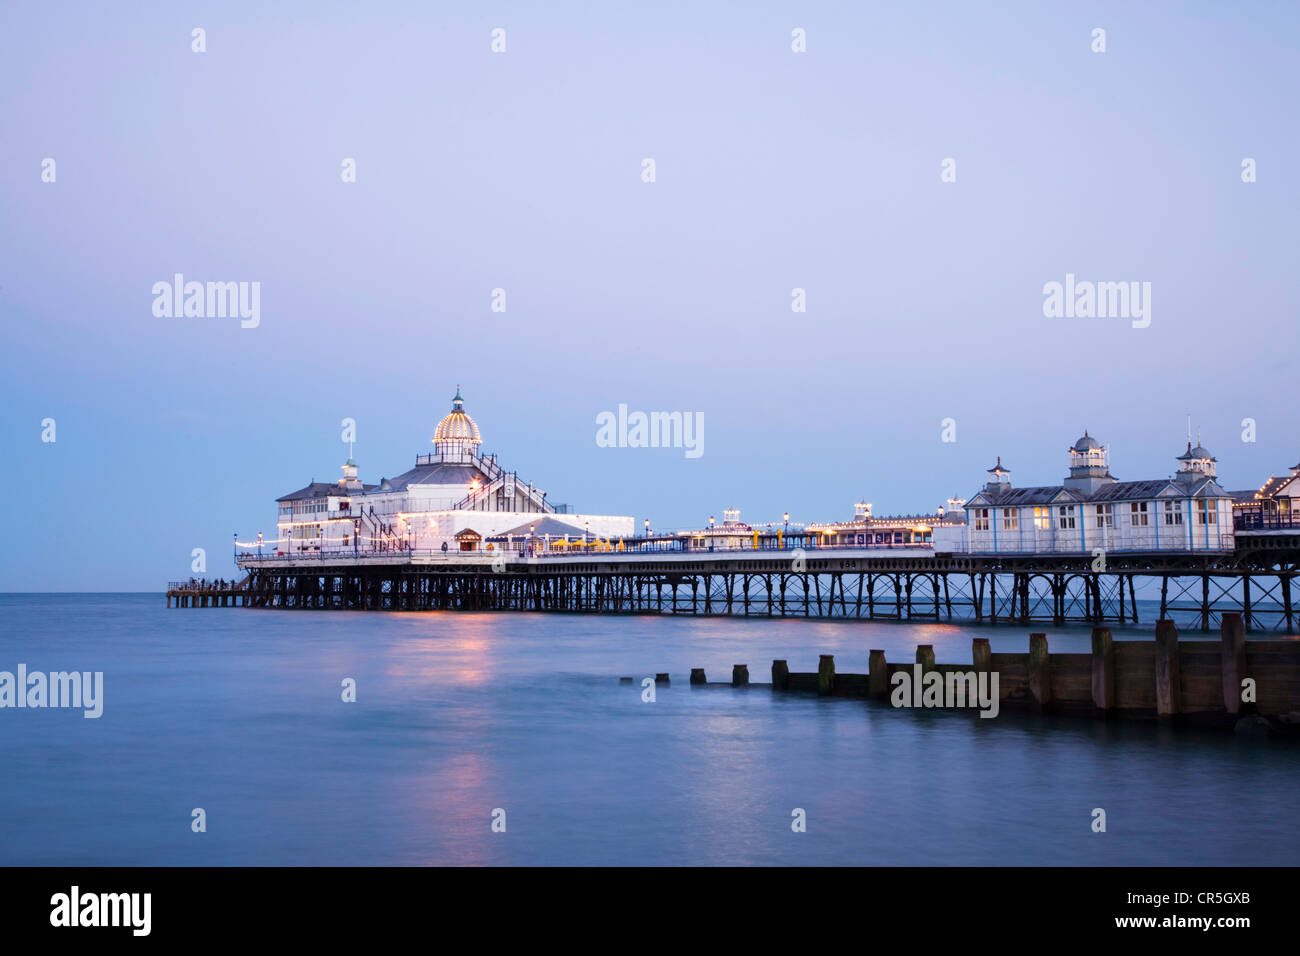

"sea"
[1,593,1296,866]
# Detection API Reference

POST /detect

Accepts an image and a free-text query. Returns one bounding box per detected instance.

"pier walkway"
[215,530,1300,632]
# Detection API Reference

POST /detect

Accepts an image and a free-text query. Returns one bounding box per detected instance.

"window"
[1057,505,1076,530]
[1033,507,1050,530]
[974,508,990,532]
[1198,500,1216,525]
[1164,501,1183,525]
[1130,502,1149,527]
[1002,508,1019,531]
[1096,504,1113,528]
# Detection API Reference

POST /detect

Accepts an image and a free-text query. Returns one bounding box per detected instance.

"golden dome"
[434,388,482,446]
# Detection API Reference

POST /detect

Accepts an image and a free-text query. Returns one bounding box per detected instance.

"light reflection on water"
[0,594,1296,866]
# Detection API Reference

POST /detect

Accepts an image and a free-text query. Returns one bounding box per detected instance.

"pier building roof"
[488,517,591,539]
[277,481,373,502]
[969,476,1228,508]
[381,461,489,491]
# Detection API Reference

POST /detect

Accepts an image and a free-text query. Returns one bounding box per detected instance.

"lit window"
[1198,500,1216,525]
[1130,502,1149,527]
[1002,508,1019,531]
[974,508,990,531]
[1033,507,1050,530]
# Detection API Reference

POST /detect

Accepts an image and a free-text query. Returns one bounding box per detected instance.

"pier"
[220,526,1300,633]
[681,614,1300,732]
[165,578,250,608]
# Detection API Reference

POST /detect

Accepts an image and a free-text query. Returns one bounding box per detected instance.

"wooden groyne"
[682,613,1300,735]
[165,578,250,608]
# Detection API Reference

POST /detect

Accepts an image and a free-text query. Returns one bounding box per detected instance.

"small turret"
[339,457,363,490]
[985,457,1011,492]
[1064,430,1117,493]
[1175,436,1217,481]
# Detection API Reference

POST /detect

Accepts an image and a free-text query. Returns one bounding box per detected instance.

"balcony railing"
[1234,513,1300,531]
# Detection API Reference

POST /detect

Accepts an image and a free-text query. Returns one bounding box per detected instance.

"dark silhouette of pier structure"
[219,527,1300,633]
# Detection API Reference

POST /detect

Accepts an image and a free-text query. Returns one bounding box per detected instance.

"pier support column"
[732,664,749,687]
[817,655,835,696]
[1154,619,1182,720]
[771,660,789,691]
[1028,633,1052,713]
[1090,626,1115,715]
[868,650,888,699]
[1220,613,1247,715]
[1283,573,1294,634]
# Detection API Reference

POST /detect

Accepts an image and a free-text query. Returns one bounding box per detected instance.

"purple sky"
[2,1,1297,589]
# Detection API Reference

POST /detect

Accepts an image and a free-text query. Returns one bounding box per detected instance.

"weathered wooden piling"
[817,655,835,695]
[868,650,888,698]
[1028,633,1051,712]
[1091,626,1115,715]
[1220,613,1247,715]
[771,659,790,691]
[676,624,1300,730]
[655,672,670,685]
[619,676,634,684]
[1154,619,1181,719]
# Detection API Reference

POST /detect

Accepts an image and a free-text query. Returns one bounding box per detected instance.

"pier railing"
[235,537,937,564]
[1235,513,1300,531]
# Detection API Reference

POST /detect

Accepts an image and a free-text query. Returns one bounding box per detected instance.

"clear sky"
[1,1,1297,590]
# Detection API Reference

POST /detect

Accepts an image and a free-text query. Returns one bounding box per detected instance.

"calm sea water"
[0,593,1296,866]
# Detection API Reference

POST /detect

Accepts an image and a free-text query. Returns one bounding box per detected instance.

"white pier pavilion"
[272,389,634,555]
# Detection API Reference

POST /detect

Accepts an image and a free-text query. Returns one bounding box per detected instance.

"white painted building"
[957,432,1235,554]
[273,389,634,554]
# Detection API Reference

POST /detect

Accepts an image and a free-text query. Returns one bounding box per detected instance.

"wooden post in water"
[1091,626,1115,715]
[916,644,935,673]
[771,660,789,691]
[1028,633,1051,712]
[690,668,706,685]
[817,655,835,696]
[868,650,888,699]
[1154,619,1181,720]
[732,664,749,687]
[1220,613,1247,715]
[972,638,991,676]
[655,672,670,686]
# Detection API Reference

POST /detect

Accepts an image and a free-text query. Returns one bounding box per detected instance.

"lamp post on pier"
[257,531,263,558]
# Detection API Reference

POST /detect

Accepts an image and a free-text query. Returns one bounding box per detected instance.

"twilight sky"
[1,1,1297,590]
